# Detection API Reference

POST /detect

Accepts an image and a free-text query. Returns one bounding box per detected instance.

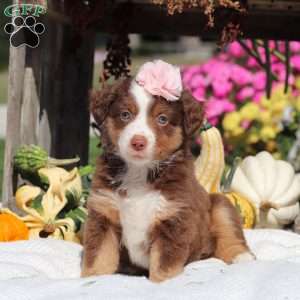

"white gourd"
[240,156,265,201]
[230,151,300,228]
[256,151,277,200]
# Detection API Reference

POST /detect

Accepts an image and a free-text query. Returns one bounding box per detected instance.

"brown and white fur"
[81,77,254,282]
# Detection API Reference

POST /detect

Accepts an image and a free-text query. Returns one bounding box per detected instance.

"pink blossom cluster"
[182,41,300,125]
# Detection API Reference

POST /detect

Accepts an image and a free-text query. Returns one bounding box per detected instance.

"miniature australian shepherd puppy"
[81,60,254,282]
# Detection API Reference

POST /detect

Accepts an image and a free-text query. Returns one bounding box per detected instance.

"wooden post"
[2,47,26,208]
[2,0,95,207]
[39,11,95,162]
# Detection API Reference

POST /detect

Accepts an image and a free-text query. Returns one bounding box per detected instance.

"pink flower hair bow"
[135,60,183,101]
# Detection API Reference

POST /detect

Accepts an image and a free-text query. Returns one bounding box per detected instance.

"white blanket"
[1,229,300,300]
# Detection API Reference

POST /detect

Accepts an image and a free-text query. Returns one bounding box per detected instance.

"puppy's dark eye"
[120,111,132,122]
[157,114,169,126]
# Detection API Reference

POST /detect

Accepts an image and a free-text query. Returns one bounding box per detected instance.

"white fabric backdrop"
[1,229,300,300]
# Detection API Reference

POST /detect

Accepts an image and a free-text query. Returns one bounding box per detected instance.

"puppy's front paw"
[232,251,256,264]
[81,264,117,278]
[149,267,183,283]
[149,272,165,283]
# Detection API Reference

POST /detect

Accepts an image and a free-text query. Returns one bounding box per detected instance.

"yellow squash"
[194,125,225,193]
[15,167,83,243]
[225,192,256,229]
[194,125,256,228]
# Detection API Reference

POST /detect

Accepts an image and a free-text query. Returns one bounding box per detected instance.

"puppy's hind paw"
[232,251,256,264]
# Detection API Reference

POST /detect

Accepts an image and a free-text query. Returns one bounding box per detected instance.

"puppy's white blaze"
[118,81,156,165]
[116,81,166,268]
[118,166,167,269]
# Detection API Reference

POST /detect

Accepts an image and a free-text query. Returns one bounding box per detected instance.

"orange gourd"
[0,213,29,242]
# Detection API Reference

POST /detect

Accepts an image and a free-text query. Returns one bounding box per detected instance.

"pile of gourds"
[1,129,300,242]
[195,125,300,229]
[0,145,93,243]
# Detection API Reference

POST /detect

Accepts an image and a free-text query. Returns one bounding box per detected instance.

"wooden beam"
[248,0,300,11]
[97,2,300,40]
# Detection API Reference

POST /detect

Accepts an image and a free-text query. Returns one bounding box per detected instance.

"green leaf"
[65,207,87,231]
[222,157,242,192]
[64,189,81,211]
[79,165,95,177]
[79,165,94,191]
[58,189,83,219]
[28,193,44,214]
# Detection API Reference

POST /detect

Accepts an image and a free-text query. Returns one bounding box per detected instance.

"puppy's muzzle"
[131,135,148,152]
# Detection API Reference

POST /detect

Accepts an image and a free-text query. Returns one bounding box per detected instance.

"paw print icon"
[4,15,45,48]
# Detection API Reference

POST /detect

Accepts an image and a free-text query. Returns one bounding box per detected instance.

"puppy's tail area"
[209,193,255,263]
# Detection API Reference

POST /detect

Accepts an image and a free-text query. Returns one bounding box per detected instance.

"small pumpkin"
[230,151,300,228]
[0,212,29,242]
[225,192,256,229]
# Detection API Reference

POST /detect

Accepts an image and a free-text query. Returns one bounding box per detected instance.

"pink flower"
[189,74,208,89]
[241,120,251,129]
[236,86,255,101]
[253,91,264,103]
[290,42,300,53]
[218,53,230,61]
[208,117,219,126]
[192,87,205,101]
[230,65,253,85]
[201,60,214,73]
[291,55,300,71]
[202,60,231,81]
[272,62,295,85]
[212,80,233,97]
[271,54,278,64]
[258,48,266,63]
[247,57,258,68]
[206,97,236,124]
[136,60,182,101]
[253,71,266,90]
[182,65,201,85]
[269,41,276,50]
[272,62,285,74]
[277,42,285,52]
[227,42,244,58]
[277,72,295,85]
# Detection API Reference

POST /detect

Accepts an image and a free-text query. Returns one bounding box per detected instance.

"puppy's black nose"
[131,135,147,152]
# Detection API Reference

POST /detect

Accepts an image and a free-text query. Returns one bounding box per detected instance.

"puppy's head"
[91,77,203,166]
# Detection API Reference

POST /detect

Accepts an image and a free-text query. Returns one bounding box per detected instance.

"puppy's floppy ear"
[90,84,116,127]
[182,90,205,137]
[90,78,131,127]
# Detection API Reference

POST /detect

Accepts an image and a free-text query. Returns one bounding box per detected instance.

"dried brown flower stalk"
[103,34,131,81]
[152,0,243,27]
[102,2,132,81]
[219,22,241,47]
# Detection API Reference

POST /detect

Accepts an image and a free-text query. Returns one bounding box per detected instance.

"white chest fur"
[117,165,167,269]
